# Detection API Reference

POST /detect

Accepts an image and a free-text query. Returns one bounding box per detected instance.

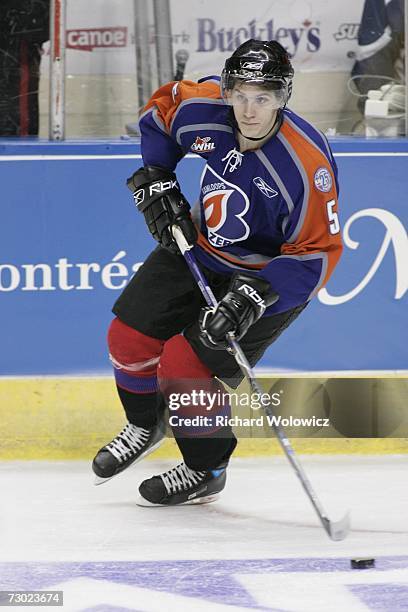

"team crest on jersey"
[314,167,333,192]
[253,176,279,199]
[191,136,215,152]
[201,166,250,247]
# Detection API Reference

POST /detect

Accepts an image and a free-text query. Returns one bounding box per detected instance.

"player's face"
[228,83,280,139]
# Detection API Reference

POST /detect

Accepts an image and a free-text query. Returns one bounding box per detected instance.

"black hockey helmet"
[221,39,294,108]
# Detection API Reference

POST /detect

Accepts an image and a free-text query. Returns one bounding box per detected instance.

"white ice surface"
[1,456,408,611]
[0,456,407,561]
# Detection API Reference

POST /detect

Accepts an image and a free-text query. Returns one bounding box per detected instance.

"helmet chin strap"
[234,109,283,142]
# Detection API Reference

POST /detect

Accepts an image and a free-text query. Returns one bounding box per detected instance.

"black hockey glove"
[127,165,197,254]
[199,273,279,350]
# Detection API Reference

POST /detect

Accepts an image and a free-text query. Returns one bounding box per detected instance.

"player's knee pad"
[158,335,230,436]
[158,334,212,381]
[158,334,213,409]
[107,317,164,378]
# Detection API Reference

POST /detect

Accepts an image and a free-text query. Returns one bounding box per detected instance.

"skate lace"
[222,148,243,175]
[161,462,206,495]
[106,423,150,463]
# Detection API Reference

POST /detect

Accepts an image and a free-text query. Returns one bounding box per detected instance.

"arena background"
[1,0,407,460]
[1,2,408,610]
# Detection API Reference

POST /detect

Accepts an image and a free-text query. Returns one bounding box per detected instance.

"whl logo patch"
[191,136,215,152]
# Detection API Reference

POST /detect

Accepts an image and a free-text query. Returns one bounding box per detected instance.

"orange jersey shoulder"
[143,80,221,132]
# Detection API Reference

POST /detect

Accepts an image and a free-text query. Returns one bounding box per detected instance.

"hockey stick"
[172,226,350,541]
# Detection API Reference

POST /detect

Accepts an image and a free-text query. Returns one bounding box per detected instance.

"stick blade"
[323,511,351,541]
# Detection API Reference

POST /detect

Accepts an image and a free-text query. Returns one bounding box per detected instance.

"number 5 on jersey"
[326,199,340,235]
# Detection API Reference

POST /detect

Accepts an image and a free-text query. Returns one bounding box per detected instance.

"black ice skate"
[92,422,165,485]
[137,461,227,506]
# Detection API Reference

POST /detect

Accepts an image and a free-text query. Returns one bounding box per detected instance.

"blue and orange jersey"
[139,77,343,315]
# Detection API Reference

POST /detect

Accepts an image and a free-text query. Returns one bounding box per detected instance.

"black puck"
[351,558,375,569]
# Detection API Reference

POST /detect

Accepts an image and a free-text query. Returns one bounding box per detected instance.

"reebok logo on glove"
[133,189,145,207]
[238,283,266,308]
[149,180,179,195]
[127,165,197,254]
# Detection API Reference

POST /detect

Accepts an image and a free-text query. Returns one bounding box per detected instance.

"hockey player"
[92,39,343,506]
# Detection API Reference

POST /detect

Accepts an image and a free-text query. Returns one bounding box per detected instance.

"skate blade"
[93,437,165,486]
[94,474,114,486]
[136,493,220,507]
